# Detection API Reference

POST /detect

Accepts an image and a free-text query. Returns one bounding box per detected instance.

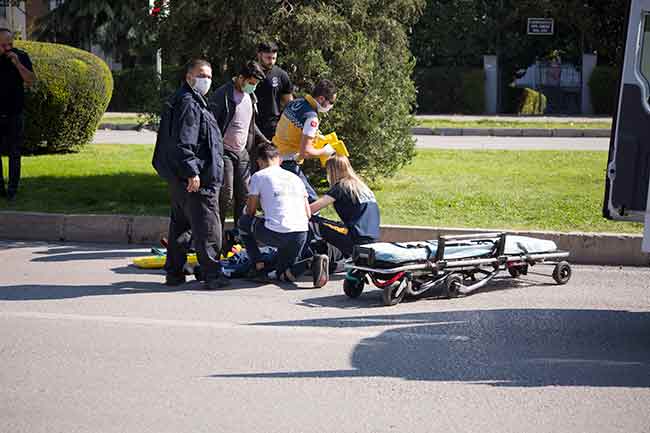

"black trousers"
[311,215,376,261]
[0,113,24,195]
[164,180,223,280]
[220,148,250,248]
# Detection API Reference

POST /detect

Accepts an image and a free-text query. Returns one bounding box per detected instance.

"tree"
[157,0,425,180]
[33,0,156,68]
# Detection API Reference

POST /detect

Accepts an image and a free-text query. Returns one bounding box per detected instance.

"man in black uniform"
[0,28,35,202]
[153,59,229,289]
[254,41,293,141]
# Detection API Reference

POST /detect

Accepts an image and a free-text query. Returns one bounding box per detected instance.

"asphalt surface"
[92,129,611,151]
[1,240,649,433]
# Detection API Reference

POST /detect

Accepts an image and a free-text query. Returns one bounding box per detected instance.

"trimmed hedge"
[589,66,619,115]
[414,67,485,114]
[15,41,113,154]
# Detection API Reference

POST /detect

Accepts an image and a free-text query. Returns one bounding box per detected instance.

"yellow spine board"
[313,132,350,167]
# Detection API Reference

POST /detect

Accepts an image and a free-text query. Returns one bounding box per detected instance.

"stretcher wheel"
[552,261,572,285]
[508,264,528,278]
[343,272,365,298]
[443,273,463,298]
[382,276,409,306]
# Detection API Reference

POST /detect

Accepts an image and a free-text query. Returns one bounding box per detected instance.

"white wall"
[0,3,27,38]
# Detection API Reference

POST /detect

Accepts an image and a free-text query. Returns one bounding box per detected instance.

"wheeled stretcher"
[343,233,572,306]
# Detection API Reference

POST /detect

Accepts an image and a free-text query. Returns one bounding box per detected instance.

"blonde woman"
[309,155,381,262]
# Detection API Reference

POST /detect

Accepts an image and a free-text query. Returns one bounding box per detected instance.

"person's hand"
[5,51,19,67]
[187,175,200,193]
[322,144,336,156]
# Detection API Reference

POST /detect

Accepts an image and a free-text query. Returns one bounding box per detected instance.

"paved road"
[414,135,610,151]
[92,130,610,151]
[1,240,649,433]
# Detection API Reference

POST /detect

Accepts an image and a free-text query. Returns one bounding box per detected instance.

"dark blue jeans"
[239,215,308,277]
[280,160,318,202]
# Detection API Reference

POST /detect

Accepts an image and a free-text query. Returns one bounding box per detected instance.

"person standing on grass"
[0,28,35,202]
[153,58,229,290]
[238,143,330,287]
[208,60,269,254]
[254,41,294,141]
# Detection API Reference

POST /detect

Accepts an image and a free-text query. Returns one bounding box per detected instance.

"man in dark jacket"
[0,28,35,202]
[208,60,269,252]
[155,58,229,289]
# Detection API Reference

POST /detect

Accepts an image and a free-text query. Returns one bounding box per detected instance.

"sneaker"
[7,191,16,203]
[312,254,330,288]
[204,275,231,290]
[165,273,186,286]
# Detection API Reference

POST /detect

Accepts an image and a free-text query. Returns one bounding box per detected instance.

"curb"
[1,211,647,267]
[412,127,611,138]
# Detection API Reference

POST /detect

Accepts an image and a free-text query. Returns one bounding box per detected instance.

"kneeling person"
[310,155,380,265]
[239,143,329,286]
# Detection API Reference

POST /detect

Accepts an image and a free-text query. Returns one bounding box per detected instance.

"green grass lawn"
[0,145,641,234]
[417,119,612,130]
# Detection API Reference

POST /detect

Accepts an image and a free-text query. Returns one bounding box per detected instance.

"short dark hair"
[256,143,280,162]
[312,79,337,102]
[257,41,278,53]
[185,59,211,75]
[0,28,13,36]
[239,60,265,81]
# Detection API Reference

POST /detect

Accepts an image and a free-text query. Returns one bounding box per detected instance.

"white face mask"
[316,99,333,113]
[192,77,212,96]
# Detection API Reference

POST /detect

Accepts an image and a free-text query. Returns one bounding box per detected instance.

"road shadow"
[299,274,554,309]
[209,308,650,388]
[31,247,149,263]
[0,281,194,300]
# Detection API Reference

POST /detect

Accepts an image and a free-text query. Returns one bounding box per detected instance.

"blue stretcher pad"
[362,236,558,265]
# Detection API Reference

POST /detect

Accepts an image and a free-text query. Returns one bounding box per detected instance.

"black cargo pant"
[164,179,223,281]
[0,113,24,195]
[220,148,251,251]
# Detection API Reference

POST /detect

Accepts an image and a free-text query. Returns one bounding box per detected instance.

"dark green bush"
[589,66,619,115]
[108,65,184,115]
[414,67,485,114]
[15,41,113,154]
[519,87,547,115]
[108,67,159,112]
[503,86,547,115]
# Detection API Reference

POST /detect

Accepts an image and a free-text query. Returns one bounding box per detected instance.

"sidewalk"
[99,113,613,138]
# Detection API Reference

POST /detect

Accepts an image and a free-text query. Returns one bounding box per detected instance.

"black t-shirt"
[0,49,33,115]
[254,65,292,137]
[326,182,381,241]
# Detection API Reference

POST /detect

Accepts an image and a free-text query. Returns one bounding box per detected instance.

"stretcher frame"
[343,232,572,306]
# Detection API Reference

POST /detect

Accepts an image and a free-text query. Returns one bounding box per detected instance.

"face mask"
[192,77,212,96]
[316,100,333,113]
[243,82,257,94]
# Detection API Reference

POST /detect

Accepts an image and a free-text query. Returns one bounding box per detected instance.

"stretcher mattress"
[360,236,558,265]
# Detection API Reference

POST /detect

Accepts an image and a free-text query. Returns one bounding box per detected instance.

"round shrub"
[589,66,619,115]
[15,41,113,154]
